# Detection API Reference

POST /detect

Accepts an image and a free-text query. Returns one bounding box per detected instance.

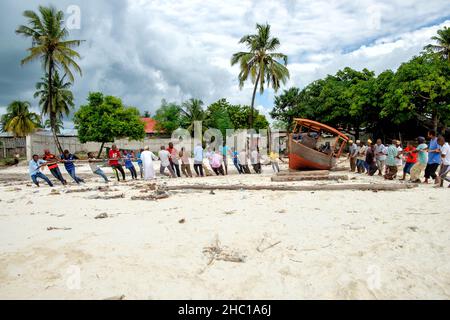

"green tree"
[16,5,83,153]
[180,98,206,134]
[204,99,233,136]
[231,23,289,128]
[382,53,450,133]
[34,71,74,149]
[153,100,182,134]
[425,26,450,62]
[1,101,41,137]
[271,87,310,131]
[226,104,269,130]
[74,92,146,157]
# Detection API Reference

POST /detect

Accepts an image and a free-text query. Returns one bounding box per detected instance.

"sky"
[0,0,449,130]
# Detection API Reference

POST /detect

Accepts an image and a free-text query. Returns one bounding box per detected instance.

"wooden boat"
[288,118,349,170]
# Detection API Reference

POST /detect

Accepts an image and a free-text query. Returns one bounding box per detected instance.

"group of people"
[347,130,450,187]
[28,143,285,187]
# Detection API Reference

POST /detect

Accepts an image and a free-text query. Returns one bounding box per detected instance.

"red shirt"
[43,153,59,169]
[404,146,417,163]
[109,149,121,166]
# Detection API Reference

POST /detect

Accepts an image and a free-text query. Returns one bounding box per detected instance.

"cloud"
[0,0,448,130]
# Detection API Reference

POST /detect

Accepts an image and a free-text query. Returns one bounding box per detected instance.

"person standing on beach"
[123,151,137,180]
[29,154,53,187]
[167,142,181,178]
[60,150,85,184]
[87,152,109,183]
[158,146,175,177]
[238,148,251,174]
[231,148,242,174]
[395,140,403,177]
[436,136,450,188]
[410,137,428,183]
[269,150,281,173]
[250,148,262,174]
[374,139,387,176]
[347,140,358,172]
[42,149,66,185]
[356,140,367,174]
[140,146,158,180]
[210,150,225,175]
[179,147,193,177]
[365,142,378,176]
[384,140,398,180]
[109,145,126,181]
[220,144,229,175]
[400,141,417,181]
[137,149,144,179]
[424,130,441,184]
[193,143,204,177]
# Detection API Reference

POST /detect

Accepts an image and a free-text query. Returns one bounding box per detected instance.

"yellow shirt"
[269,152,279,161]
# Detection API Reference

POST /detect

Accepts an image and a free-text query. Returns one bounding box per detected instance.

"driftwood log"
[165,183,418,192]
[277,170,329,176]
[271,175,348,182]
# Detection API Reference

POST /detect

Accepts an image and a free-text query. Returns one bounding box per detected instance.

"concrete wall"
[26,132,172,160]
[0,137,26,159]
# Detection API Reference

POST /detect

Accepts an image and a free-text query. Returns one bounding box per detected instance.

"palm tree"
[16,5,83,153]
[231,23,290,128]
[34,71,74,148]
[1,101,41,137]
[425,26,450,61]
[180,98,206,134]
[44,117,64,134]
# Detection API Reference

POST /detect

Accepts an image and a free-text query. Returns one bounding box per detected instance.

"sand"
[0,160,449,299]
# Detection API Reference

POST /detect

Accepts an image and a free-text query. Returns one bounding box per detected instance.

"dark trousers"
[212,165,225,176]
[403,162,415,174]
[367,162,378,176]
[349,157,357,172]
[223,155,228,174]
[233,159,243,174]
[138,163,143,178]
[171,162,181,177]
[31,172,53,187]
[424,163,439,180]
[384,165,398,180]
[112,164,126,181]
[50,167,66,185]
[240,164,251,174]
[66,167,84,184]
[193,163,204,177]
[127,166,137,179]
[252,163,261,174]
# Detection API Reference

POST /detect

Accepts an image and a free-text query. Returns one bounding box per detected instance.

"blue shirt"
[124,154,134,168]
[136,153,142,165]
[61,154,77,170]
[220,145,229,157]
[194,145,203,162]
[427,138,440,164]
[29,159,46,176]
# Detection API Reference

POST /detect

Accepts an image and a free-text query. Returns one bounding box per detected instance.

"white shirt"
[194,145,203,163]
[395,146,403,166]
[250,150,259,164]
[158,150,171,167]
[238,151,247,165]
[441,142,450,165]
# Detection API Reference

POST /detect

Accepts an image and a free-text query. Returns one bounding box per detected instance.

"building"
[140,117,160,137]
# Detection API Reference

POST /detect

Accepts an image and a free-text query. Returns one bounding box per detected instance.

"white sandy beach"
[0,160,449,299]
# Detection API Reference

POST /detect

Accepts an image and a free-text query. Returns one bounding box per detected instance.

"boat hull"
[289,140,334,170]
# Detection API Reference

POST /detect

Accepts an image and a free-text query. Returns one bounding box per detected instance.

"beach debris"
[95,212,108,219]
[103,295,126,300]
[88,193,125,200]
[202,236,246,267]
[47,226,72,231]
[65,188,93,193]
[224,210,237,215]
[49,189,60,195]
[6,187,22,192]
[131,191,169,201]
[26,200,33,205]
[407,226,419,232]
[209,190,215,195]
[256,236,282,253]
[178,218,186,224]
[276,209,286,213]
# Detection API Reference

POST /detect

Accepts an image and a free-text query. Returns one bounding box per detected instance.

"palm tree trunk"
[250,72,261,129]
[48,60,63,154]
[97,142,105,158]
[432,111,438,134]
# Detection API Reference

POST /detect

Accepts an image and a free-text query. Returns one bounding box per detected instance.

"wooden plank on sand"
[271,175,348,182]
